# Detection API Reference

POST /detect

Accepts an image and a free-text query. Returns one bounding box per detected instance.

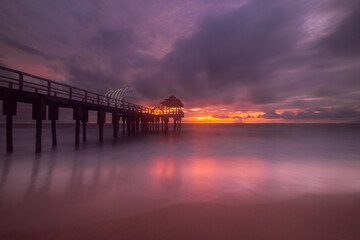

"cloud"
[319,2,360,56]
[262,107,360,121]
[136,0,305,103]
[3,38,53,60]
[0,0,359,122]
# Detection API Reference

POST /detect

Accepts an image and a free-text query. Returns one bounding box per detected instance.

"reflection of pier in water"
[0,66,184,152]
[0,151,186,230]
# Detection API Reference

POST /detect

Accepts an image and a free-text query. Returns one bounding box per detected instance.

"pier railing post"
[47,81,51,95]
[19,73,23,91]
[69,87,72,100]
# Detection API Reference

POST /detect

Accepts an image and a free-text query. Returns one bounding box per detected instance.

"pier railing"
[0,66,153,114]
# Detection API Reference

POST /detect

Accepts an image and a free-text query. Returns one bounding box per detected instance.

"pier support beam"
[82,109,88,142]
[32,100,46,153]
[73,107,86,147]
[122,116,126,136]
[3,100,17,153]
[51,119,57,147]
[131,119,136,134]
[6,115,13,152]
[75,119,80,147]
[35,119,42,153]
[136,119,139,135]
[140,118,145,133]
[48,105,59,147]
[97,110,106,142]
[127,117,131,136]
[164,117,169,132]
[112,112,120,139]
[82,121,87,142]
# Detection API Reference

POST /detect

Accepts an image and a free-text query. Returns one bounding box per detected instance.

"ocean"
[0,123,360,231]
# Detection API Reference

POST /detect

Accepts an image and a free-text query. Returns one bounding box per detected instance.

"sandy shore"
[2,193,360,240]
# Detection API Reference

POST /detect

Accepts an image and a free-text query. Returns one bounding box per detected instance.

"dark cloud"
[65,63,125,93]
[262,107,360,121]
[88,28,136,51]
[3,38,53,60]
[319,2,360,56]
[136,0,304,103]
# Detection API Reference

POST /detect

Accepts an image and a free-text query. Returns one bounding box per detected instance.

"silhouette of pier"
[0,66,184,153]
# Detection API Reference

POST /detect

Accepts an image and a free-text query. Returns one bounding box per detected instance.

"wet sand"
[2,193,360,240]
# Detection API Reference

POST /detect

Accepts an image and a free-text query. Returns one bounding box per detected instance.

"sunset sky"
[1,0,360,123]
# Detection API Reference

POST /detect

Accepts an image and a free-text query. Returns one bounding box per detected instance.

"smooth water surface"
[0,123,360,231]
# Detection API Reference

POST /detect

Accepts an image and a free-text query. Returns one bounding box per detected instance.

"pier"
[0,66,184,153]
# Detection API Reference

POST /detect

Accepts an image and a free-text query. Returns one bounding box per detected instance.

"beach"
[3,193,360,240]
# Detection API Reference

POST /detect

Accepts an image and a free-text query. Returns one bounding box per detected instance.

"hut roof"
[160,95,184,108]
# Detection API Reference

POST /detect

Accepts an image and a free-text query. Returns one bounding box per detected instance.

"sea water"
[0,123,360,231]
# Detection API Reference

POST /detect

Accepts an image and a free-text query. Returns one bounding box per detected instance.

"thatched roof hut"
[160,95,184,108]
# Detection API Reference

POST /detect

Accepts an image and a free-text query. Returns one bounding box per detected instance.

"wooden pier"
[0,66,184,152]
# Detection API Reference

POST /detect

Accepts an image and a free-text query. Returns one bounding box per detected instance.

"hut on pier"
[160,95,184,116]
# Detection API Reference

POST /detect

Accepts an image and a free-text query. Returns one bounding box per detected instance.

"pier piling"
[48,105,59,147]
[6,115,13,152]
[97,110,105,142]
[3,100,16,153]
[32,100,46,153]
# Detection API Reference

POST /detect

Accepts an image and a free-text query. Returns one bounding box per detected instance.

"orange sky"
[180,106,346,124]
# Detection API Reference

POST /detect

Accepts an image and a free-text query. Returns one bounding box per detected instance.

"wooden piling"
[75,119,80,147]
[82,109,88,142]
[164,118,169,132]
[49,105,59,147]
[113,122,118,139]
[127,118,131,136]
[123,119,126,135]
[6,115,13,152]
[112,112,119,139]
[136,119,139,135]
[33,100,46,153]
[99,123,104,142]
[3,100,17,152]
[51,119,57,147]
[97,110,106,142]
[131,120,136,134]
[35,119,42,153]
[82,121,86,142]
